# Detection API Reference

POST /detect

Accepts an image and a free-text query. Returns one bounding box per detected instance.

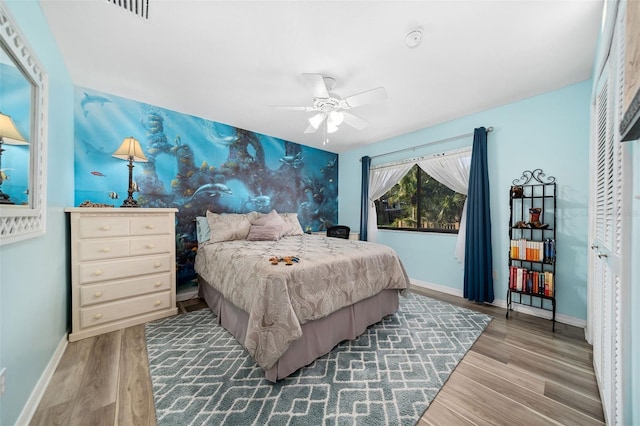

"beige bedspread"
[194,234,410,370]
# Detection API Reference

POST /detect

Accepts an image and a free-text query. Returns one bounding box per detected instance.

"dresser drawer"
[130,235,171,256]
[79,254,172,284]
[80,273,171,306]
[79,217,130,239]
[130,215,172,235]
[80,292,172,328]
[78,239,130,261]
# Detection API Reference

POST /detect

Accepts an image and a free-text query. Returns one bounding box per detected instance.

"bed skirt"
[197,275,400,382]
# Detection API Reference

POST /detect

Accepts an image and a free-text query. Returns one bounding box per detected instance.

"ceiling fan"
[271,73,388,145]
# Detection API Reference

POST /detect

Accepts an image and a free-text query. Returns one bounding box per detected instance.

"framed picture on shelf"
[620,0,640,142]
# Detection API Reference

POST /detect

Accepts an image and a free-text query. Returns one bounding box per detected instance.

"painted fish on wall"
[74,87,338,285]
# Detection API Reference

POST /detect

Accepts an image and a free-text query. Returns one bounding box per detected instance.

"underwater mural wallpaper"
[74,86,338,285]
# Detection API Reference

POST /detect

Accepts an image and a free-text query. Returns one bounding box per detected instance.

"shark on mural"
[79,138,110,156]
[80,92,112,117]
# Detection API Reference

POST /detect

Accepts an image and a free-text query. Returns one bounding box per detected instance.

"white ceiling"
[39,0,603,153]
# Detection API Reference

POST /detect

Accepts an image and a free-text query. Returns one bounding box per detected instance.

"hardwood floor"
[413,287,604,426]
[30,288,603,425]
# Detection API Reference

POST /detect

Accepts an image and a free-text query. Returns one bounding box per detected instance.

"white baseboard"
[410,278,464,297]
[409,278,586,329]
[15,334,68,426]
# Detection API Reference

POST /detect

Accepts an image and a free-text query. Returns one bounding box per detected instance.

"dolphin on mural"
[81,92,112,117]
[201,121,238,147]
[192,183,233,198]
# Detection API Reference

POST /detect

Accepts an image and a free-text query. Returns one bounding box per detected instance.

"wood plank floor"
[30,287,604,425]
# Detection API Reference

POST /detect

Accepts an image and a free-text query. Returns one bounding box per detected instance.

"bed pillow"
[206,211,252,243]
[246,225,281,241]
[251,209,288,238]
[195,216,211,244]
[279,212,304,236]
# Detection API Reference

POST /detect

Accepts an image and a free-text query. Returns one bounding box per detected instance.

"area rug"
[145,292,491,425]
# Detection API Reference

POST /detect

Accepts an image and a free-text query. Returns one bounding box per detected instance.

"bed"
[193,210,410,382]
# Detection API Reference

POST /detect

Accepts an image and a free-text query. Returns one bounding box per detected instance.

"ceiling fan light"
[308,113,325,129]
[327,121,339,134]
[329,111,344,127]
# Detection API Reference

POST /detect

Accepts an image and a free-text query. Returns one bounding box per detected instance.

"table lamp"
[112,136,148,207]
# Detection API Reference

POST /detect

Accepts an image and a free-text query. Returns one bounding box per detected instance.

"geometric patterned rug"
[145,292,491,426]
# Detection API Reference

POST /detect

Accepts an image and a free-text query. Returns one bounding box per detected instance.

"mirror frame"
[0,4,48,245]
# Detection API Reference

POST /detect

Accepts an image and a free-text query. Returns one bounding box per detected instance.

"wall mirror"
[0,4,48,244]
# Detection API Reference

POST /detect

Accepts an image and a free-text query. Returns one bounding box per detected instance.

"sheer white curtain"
[416,147,472,263]
[367,162,414,242]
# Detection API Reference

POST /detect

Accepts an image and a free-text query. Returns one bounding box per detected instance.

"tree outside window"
[375,164,466,233]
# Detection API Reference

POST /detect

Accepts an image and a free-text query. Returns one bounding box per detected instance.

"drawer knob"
[93,270,103,276]
[154,300,162,306]
[100,247,111,253]
[94,291,103,297]
[146,243,155,249]
[100,225,111,231]
[94,313,103,320]
[153,262,162,268]
[146,224,156,229]
[154,281,162,287]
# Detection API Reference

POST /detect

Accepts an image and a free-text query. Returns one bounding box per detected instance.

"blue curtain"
[360,156,371,241]
[463,127,494,303]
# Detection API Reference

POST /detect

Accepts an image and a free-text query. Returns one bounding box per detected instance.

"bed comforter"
[194,234,409,370]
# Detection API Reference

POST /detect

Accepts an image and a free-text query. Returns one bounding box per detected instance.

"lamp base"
[0,191,14,205]
[121,196,139,208]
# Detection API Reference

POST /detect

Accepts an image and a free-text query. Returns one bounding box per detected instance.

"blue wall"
[339,80,591,321]
[0,1,74,425]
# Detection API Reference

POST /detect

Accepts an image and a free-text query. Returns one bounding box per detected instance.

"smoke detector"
[405,28,423,48]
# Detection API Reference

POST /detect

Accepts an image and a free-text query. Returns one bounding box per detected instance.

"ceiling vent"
[107,0,149,20]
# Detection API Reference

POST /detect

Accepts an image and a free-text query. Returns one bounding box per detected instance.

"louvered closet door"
[589,18,629,424]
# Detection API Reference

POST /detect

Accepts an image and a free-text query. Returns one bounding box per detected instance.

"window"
[375,164,466,233]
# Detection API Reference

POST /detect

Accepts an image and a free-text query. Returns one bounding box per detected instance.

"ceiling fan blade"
[302,73,330,99]
[269,105,314,111]
[343,87,388,108]
[342,111,369,130]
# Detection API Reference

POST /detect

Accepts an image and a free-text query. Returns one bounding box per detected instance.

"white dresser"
[65,207,178,341]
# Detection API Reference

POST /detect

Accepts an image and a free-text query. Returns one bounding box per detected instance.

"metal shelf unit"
[506,169,557,331]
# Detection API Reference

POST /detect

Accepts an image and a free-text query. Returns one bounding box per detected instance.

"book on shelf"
[509,266,554,296]
[510,238,554,262]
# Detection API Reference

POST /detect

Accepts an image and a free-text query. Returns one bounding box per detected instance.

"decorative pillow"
[251,209,289,238]
[279,212,304,236]
[245,211,262,223]
[206,211,252,243]
[195,216,211,244]
[246,225,281,241]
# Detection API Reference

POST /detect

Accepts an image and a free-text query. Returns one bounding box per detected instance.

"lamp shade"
[0,112,29,145]
[112,137,148,162]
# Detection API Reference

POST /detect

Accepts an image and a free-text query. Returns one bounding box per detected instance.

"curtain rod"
[362,126,493,162]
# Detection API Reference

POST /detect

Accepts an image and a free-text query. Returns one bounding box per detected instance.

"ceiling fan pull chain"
[323,119,329,145]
